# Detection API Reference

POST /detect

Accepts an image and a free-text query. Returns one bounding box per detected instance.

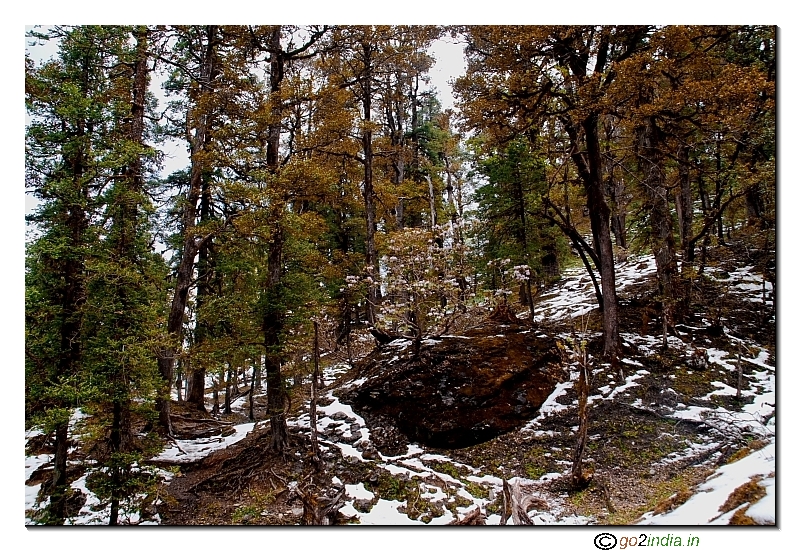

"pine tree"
[26,25,120,523]
[474,137,566,319]
[26,25,167,524]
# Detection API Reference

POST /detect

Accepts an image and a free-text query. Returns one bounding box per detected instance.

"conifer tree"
[26,25,166,524]
[26,25,120,523]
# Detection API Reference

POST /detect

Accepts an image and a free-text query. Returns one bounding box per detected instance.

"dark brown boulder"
[340,323,565,449]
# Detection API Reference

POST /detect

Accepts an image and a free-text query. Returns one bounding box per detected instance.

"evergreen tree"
[26,25,120,523]
[474,137,565,319]
[26,25,167,524]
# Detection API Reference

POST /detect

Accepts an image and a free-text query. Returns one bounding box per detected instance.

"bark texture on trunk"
[158,25,219,433]
[361,42,380,326]
[638,116,678,337]
[263,26,289,452]
[580,114,620,359]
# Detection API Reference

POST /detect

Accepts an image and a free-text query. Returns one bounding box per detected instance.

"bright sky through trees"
[14,15,788,549]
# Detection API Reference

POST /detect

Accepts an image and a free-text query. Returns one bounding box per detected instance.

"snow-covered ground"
[530,255,776,526]
[153,422,256,464]
[640,441,775,525]
[25,254,776,527]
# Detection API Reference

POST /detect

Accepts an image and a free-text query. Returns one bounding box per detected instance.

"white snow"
[354,498,454,525]
[345,482,374,500]
[152,422,256,464]
[522,380,572,430]
[24,253,778,528]
[640,441,775,525]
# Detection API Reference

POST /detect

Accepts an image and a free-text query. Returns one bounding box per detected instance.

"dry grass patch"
[726,439,770,465]
[729,507,758,525]
[653,488,693,516]
[719,477,766,514]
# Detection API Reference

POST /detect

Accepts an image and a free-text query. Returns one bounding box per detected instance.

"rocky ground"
[25,235,776,526]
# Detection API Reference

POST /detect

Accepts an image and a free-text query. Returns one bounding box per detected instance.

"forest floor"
[25,234,776,526]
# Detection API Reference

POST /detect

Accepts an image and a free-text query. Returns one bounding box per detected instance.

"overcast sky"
[11,7,797,550]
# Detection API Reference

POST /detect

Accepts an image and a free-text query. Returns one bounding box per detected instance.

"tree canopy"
[25,25,775,525]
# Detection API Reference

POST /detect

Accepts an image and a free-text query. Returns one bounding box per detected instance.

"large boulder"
[340,323,565,449]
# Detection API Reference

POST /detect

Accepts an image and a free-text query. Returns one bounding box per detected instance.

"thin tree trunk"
[426,175,437,229]
[158,25,218,433]
[248,368,256,422]
[677,145,693,253]
[108,400,123,526]
[577,114,620,360]
[715,136,724,243]
[224,364,232,415]
[572,351,591,489]
[310,321,322,467]
[362,44,380,325]
[638,116,678,343]
[175,367,183,402]
[212,376,219,416]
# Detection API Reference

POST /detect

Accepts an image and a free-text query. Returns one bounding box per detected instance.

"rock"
[361,448,380,460]
[354,499,373,512]
[341,322,565,449]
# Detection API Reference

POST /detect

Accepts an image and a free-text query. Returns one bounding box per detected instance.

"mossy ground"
[150,234,773,525]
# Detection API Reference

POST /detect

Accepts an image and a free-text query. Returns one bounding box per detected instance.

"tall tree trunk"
[361,40,380,326]
[388,72,407,230]
[715,136,724,243]
[248,368,256,422]
[512,168,535,321]
[186,179,214,412]
[157,25,218,433]
[107,29,150,525]
[264,26,288,452]
[48,38,96,522]
[580,114,620,360]
[262,258,287,441]
[638,116,678,343]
